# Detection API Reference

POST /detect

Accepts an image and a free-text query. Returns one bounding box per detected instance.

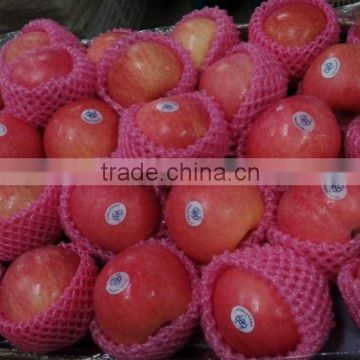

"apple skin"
[302,44,360,112]
[165,186,264,263]
[0,245,79,322]
[93,243,192,346]
[170,17,216,68]
[246,95,341,158]
[0,114,44,158]
[135,95,210,149]
[277,185,360,245]
[44,99,119,158]
[263,3,326,47]
[88,31,129,64]
[212,267,300,358]
[107,41,183,108]
[4,31,50,64]
[70,186,161,253]
[199,53,254,122]
[11,48,73,89]
[0,186,45,220]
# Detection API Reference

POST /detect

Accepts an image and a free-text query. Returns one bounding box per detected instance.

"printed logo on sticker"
[321,57,340,79]
[185,201,204,227]
[0,123,7,137]
[105,203,126,225]
[231,306,255,333]
[292,111,315,132]
[81,109,103,124]
[322,184,347,200]
[106,272,130,295]
[156,101,179,113]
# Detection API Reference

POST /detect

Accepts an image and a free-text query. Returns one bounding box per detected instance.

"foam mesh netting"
[248,0,340,80]
[345,116,360,158]
[0,18,85,68]
[0,45,97,127]
[170,6,240,72]
[0,243,98,354]
[347,22,360,45]
[112,91,231,158]
[200,245,334,360]
[0,186,62,262]
[90,238,200,360]
[96,31,197,115]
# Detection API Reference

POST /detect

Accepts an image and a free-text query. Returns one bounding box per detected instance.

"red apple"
[135,95,209,148]
[246,95,341,158]
[212,266,300,357]
[107,41,183,108]
[70,186,160,253]
[0,186,45,220]
[263,4,326,47]
[44,99,119,158]
[87,31,129,64]
[199,53,254,121]
[4,31,50,64]
[277,185,360,245]
[0,114,44,157]
[11,48,73,89]
[165,186,264,263]
[170,17,216,68]
[302,44,360,112]
[0,245,79,322]
[93,243,192,345]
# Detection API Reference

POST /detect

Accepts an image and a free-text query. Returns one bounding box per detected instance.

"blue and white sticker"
[231,306,255,333]
[321,57,340,79]
[81,109,103,124]
[322,184,347,200]
[0,123,7,137]
[156,101,179,113]
[105,202,126,225]
[292,111,315,132]
[106,272,130,295]
[185,201,204,227]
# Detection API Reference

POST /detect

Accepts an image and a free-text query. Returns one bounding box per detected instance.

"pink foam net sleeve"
[347,22,360,45]
[248,0,340,80]
[90,237,200,360]
[0,243,98,354]
[0,45,97,127]
[200,244,334,360]
[345,116,360,158]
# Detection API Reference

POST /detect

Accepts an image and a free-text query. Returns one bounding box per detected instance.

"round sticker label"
[321,57,340,79]
[322,184,347,200]
[292,111,315,132]
[105,203,126,225]
[156,101,179,113]
[231,306,255,333]
[0,123,7,137]
[185,201,204,227]
[106,272,129,295]
[81,109,103,124]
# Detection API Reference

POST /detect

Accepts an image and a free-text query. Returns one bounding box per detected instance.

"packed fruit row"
[0,0,360,359]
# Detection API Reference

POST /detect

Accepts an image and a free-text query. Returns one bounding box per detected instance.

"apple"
[212,266,300,357]
[245,95,341,158]
[0,114,44,157]
[0,245,79,322]
[263,3,326,47]
[277,185,360,245]
[0,186,45,220]
[165,186,264,263]
[44,99,119,158]
[93,243,192,346]
[170,17,216,69]
[107,41,183,108]
[198,53,254,121]
[3,31,50,64]
[87,30,130,64]
[11,48,73,89]
[69,186,160,253]
[302,44,360,112]
[135,95,209,148]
